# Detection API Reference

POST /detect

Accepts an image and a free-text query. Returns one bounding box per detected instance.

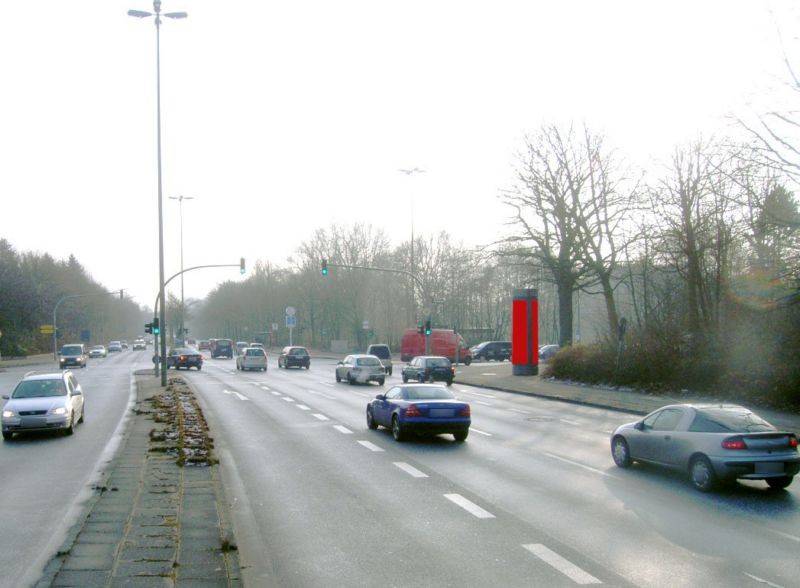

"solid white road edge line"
[443,494,495,519]
[743,572,783,588]
[522,544,602,585]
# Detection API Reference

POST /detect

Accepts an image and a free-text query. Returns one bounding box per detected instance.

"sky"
[1,0,798,309]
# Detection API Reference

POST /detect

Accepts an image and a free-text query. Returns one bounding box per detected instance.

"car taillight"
[721,436,747,450]
[790,435,799,448]
[405,404,422,417]
[179,355,187,361]
[458,405,471,417]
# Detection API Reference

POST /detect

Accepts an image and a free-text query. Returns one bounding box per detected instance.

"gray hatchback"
[611,403,800,492]
[2,371,85,440]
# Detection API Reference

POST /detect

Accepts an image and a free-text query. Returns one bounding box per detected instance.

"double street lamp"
[128,0,187,386]
[169,195,194,343]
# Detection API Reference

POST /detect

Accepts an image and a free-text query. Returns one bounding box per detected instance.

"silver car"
[611,403,800,492]
[335,354,385,385]
[2,371,85,440]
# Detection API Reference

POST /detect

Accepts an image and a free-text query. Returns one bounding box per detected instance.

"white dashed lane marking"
[222,389,249,401]
[296,404,311,411]
[357,440,384,452]
[393,462,428,478]
[522,544,602,585]
[282,397,295,403]
[444,494,495,519]
[312,414,329,421]
[333,425,352,434]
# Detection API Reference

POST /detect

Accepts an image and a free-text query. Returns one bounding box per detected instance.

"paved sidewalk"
[37,371,242,587]
[453,361,800,434]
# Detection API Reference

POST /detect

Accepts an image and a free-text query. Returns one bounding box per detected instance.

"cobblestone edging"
[37,373,242,587]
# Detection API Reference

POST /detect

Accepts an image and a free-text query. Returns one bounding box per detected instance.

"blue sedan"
[366,384,471,442]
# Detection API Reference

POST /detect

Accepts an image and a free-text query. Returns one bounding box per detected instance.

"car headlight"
[49,407,67,416]
[2,409,15,418]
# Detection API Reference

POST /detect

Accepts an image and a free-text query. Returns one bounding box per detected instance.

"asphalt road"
[3,351,799,587]
[184,355,800,588]
[0,350,151,588]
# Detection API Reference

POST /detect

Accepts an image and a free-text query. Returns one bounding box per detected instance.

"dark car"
[278,346,310,369]
[59,344,87,369]
[611,404,800,492]
[401,356,455,386]
[470,341,511,362]
[167,347,203,370]
[366,383,471,442]
[211,339,233,359]
[366,344,393,375]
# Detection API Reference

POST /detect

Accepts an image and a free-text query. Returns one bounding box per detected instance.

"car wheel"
[402,374,408,383]
[378,378,385,386]
[463,356,472,366]
[64,413,75,436]
[689,455,717,492]
[336,371,341,383]
[392,416,406,442]
[766,476,794,490]
[366,407,378,430]
[197,365,202,371]
[348,373,355,385]
[446,379,453,386]
[453,430,468,442]
[611,436,632,468]
[2,432,12,441]
[78,406,85,424]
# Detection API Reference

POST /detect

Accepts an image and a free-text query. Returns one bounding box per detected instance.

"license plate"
[430,409,454,418]
[755,462,784,474]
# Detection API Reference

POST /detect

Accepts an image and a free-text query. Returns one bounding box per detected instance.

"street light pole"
[128,0,187,386]
[169,195,193,344]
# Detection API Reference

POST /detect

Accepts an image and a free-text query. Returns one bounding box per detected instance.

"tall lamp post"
[169,195,194,344]
[128,0,187,386]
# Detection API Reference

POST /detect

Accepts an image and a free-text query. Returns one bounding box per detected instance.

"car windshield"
[91,346,104,350]
[402,386,455,400]
[689,407,776,433]
[13,379,66,398]
[62,345,82,355]
[357,357,381,366]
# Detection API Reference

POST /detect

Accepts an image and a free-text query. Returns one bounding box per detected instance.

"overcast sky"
[1,0,797,308]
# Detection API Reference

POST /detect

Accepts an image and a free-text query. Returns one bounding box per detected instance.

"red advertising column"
[512,288,539,376]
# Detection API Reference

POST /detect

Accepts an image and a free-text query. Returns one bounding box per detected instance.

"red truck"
[399,328,473,365]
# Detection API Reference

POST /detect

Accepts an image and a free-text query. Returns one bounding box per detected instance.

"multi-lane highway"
[1,351,798,587]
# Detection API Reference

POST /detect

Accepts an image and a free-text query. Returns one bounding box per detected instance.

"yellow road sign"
[40,324,54,334]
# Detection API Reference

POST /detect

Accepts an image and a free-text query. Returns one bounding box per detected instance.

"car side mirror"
[375,394,386,400]
[73,388,82,396]
[634,422,644,431]
[337,361,343,366]
[2,395,9,400]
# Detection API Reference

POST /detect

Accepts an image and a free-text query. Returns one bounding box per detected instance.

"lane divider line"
[296,404,311,411]
[357,440,384,452]
[333,425,352,434]
[222,389,249,401]
[393,462,428,478]
[469,428,492,436]
[522,544,602,585]
[282,397,295,403]
[443,494,495,519]
[544,452,610,477]
[312,413,329,421]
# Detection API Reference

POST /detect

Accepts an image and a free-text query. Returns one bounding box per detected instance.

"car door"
[373,386,401,425]
[633,408,684,465]
[67,374,83,419]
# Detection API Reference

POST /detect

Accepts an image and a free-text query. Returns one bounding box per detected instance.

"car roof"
[415,355,449,360]
[21,371,68,381]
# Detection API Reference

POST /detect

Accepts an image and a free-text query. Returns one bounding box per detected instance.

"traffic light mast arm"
[323,261,427,301]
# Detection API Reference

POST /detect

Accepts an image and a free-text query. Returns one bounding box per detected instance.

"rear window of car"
[289,348,308,356]
[689,408,776,433]
[217,340,232,348]
[403,386,455,400]
[427,358,451,367]
[246,349,265,357]
[369,346,390,358]
[357,357,381,366]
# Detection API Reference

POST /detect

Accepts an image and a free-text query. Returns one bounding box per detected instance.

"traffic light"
[120,289,124,300]
[153,318,160,335]
[240,257,246,274]
[145,322,153,334]
[417,324,424,335]
[321,258,328,276]
[424,319,432,336]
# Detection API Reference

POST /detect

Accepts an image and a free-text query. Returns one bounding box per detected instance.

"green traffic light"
[321,258,328,276]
